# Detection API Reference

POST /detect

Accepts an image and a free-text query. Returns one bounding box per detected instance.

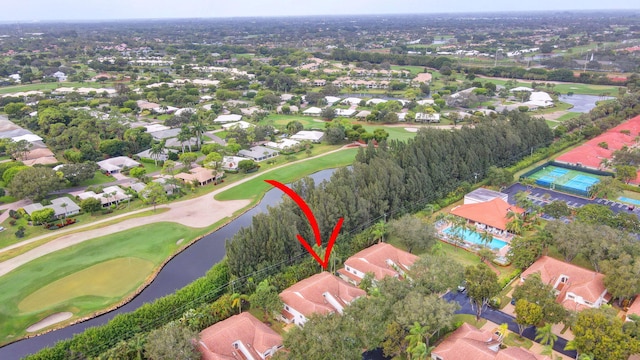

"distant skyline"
[1,0,639,22]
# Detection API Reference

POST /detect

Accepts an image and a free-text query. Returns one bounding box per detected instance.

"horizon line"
[1,8,639,25]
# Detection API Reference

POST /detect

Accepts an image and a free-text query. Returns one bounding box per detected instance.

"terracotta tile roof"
[432,323,550,360]
[279,272,365,317]
[198,312,282,360]
[627,296,640,319]
[450,198,524,231]
[343,243,419,282]
[556,114,640,169]
[521,256,607,307]
[175,166,220,184]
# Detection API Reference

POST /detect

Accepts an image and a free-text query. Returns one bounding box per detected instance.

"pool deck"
[437,221,513,257]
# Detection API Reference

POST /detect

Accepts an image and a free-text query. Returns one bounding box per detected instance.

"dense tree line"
[226,112,553,279]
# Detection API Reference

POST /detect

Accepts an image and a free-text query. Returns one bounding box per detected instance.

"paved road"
[444,291,577,358]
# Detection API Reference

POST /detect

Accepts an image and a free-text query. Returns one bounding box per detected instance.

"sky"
[1,0,639,22]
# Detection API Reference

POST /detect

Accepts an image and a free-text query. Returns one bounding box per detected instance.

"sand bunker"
[27,312,73,332]
[404,127,419,133]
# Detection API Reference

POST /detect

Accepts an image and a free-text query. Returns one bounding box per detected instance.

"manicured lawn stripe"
[215,149,357,201]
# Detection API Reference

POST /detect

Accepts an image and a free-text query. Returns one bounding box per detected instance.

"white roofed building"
[214,114,242,123]
[290,130,324,143]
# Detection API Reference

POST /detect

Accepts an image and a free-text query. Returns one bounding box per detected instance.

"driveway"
[443,291,577,358]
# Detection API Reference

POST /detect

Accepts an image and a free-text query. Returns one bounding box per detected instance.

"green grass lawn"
[0,222,199,343]
[77,171,113,187]
[390,65,426,76]
[264,114,324,130]
[453,314,487,329]
[358,124,419,142]
[479,77,620,96]
[215,148,358,202]
[554,112,581,122]
[545,120,560,128]
[503,332,534,349]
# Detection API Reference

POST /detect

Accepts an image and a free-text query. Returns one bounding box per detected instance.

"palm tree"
[480,230,493,247]
[370,220,387,244]
[178,125,192,153]
[405,322,428,358]
[149,140,166,166]
[410,342,429,360]
[496,323,508,343]
[191,116,208,150]
[59,202,68,226]
[230,293,248,314]
[506,212,524,235]
[535,323,557,349]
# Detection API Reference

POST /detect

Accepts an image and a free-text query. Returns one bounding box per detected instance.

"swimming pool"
[619,196,640,206]
[442,227,508,250]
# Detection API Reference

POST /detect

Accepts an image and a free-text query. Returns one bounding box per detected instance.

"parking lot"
[502,183,639,218]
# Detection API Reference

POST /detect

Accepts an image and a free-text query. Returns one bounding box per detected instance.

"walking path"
[0,146,350,277]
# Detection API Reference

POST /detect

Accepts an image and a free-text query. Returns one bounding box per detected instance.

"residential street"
[443,291,577,358]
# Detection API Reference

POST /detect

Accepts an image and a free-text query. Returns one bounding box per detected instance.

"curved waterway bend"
[0,169,336,359]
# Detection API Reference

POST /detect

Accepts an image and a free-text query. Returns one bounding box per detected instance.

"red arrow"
[265,179,344,269]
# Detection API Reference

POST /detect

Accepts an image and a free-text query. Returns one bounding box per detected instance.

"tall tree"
[249,280,282,321]
[8,167,63,201]
[388,214,437,254]
[141,182,168,211]
[514,299,543,336]
[569,307,640,360]
[464,264,500,320]
[144,322,200,360]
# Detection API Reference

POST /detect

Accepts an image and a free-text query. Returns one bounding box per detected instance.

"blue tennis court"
[526,165,602,197]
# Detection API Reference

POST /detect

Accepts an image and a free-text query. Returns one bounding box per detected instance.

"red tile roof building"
[337,242,419,285]
[450,198,524,233]
[555,114,640,183]
[520,256,609,312]
[198,312,283,360]
[431,323,550,360]
[279,272,365,326]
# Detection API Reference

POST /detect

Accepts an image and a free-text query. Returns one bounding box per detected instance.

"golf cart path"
[0,146,350,277]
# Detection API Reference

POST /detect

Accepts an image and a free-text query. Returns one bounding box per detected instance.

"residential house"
[335,109,356,117]
[214,114,243,123]
[52,71,67,81]
[520,256,610,312]
[279,272,366,326]
[450,198,524,236]
[355,110,371,119]
[198,312,283,360]
[77,185,131,207]
[366,98,387,106]
[221,121,254,130]
[174,166,222,186]
[20,147,58,166]
[415,112,441,123]
[238,146,279,162]
[265,139,300,151]
[290,130,324,143]
[302,107,322,116]
[431,323,550,360]
[626,296,640,322]
[23,197,81,219]
[325,96,341,105]
[525,92,554,109]
[338,243,419,285]
[341,97,362,106]
[97,156,141,174]
[135,148,173,162]
[222,156,247,171]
